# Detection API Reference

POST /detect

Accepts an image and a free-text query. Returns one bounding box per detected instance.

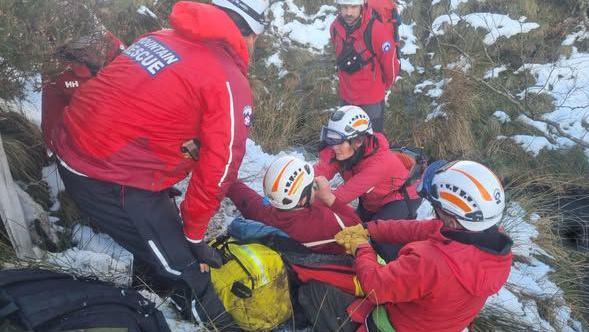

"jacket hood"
[432,225,513,297]
[169,1,249,70]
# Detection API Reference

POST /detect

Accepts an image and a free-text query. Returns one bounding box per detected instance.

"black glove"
[188,241,224,269]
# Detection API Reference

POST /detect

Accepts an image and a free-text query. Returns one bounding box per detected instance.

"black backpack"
[0,269,171,332]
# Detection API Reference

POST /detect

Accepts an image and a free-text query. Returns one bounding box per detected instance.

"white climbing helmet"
[320,105,373,145]
[263,156,315,210]
[212,0,269,35]
[419,160,505,231]
[335,0,366,5]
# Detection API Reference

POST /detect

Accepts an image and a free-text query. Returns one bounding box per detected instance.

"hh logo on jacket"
[124,37,181,76]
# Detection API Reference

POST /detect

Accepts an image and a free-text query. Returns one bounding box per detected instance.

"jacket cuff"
[183,223,207,243]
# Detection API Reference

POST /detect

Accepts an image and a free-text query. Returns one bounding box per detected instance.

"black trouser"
[58,164,238,331]
[358,198,422,262]
[341,100,385,132]
[298,281,358,332]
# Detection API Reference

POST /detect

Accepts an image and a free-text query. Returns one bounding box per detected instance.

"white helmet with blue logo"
[418,160,505,231]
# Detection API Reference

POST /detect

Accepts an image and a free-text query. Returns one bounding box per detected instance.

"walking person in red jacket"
[42,29,125,152]
[331,0,400,132]
[315,105,420,222]
[298,160,513,332]
[52,1,269,329]
[227,156,361,255]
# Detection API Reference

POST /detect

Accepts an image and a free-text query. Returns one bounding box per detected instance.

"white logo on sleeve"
[382,41,392,52]
[243,105,253,127]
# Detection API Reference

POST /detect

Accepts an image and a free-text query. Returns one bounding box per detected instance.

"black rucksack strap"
[363,10,379,58]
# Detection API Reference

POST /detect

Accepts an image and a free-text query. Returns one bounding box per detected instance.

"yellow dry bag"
[210,239,292,331]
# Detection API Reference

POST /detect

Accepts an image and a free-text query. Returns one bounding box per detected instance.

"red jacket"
[348,220,513,332]
[227,181,361,254]
[42,32,124,152]
[53,2,252,242]
[331,6,399,105]
[314,133,419,213]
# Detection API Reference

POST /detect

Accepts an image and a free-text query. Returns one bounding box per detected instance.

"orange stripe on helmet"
[440,192,472,213]
[352,119,369,128]
[271,159,294,193]
[450,169,492,201]
[288,172,305,196]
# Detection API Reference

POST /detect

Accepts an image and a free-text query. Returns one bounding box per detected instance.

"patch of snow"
[399,23,418,55]
[493,110,511,123]
[425,103,447,121]
[432,13,461,36]
[46,224,133,286]
[510,135,557,156]
[484,65,508,79]
[400,58,415,74]
[137,5,157,19]
[432,13,539,45]
[42,163,64,211]
[562,27,589,46]
[517,47,589,154]
[269,1,336,52]
[415,79,449,98]
[484,203,582,330]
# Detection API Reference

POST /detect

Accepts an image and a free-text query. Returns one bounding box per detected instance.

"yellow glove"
[335,224,368,242]
[343,236,369,256]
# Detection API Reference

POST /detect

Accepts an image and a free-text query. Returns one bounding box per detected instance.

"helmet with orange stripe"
[418,160,505,231]
[320,105,373,146]
[263,156,315,210]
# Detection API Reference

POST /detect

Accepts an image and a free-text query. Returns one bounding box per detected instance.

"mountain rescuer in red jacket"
[315,105,420,222]
[298,160,513,332]
[52,1,269,329]
[42,29,124,153]
[331,0,400,132]
[227,156,361,255]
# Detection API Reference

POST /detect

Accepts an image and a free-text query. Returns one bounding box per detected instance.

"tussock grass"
[0,109,46,183]
[507,175,589,325]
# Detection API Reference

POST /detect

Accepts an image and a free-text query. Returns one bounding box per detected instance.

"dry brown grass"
[412,72,479,159]
[0,109,46,183]
[507,175,589,325]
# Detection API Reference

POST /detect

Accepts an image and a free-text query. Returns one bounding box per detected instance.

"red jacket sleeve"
[226,181,275,222]
[314,148,339,180]
[181,81,248,242]
[367,219,444,244]
[354,244,436,304]
[331,197,362,227]
[372,21,399,89]
[332,153,390,204]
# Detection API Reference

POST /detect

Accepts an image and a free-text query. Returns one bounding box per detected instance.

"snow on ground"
[493,110,511,123]
[42,163,64,211]
[137,5,158,19]
[513,42,589,155]
[432,13,539,45]
[487,203,583,331]
[269,0,336,52]
[484,65,508,79]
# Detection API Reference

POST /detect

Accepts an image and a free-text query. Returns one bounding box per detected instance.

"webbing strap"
[333,213,346,229]
[303,239,337,248]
